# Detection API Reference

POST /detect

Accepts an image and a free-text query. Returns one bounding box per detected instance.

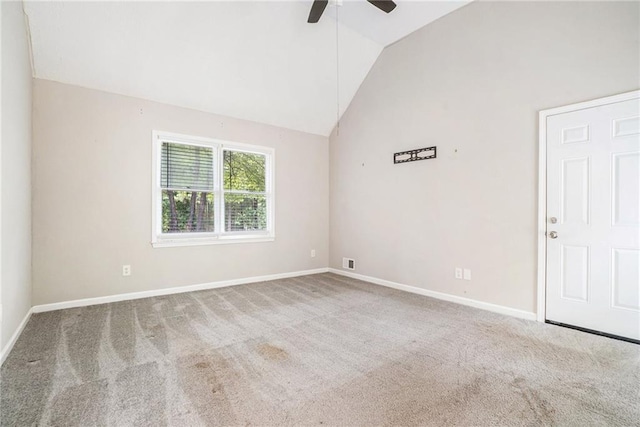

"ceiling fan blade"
[308,0,329,23]
[367,0,397,14]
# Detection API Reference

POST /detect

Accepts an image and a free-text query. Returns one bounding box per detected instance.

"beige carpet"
[1,273,639,426]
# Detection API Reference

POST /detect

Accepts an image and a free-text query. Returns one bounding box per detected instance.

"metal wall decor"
[393,146,436,164]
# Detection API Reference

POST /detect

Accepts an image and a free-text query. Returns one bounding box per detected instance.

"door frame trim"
[536,89,640,322]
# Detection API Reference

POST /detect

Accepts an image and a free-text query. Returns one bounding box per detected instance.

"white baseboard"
[1,308,33,366]
[31,268,330,314]
[329,268,537,321]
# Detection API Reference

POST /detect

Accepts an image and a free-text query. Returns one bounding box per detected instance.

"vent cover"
[342,258,355,270]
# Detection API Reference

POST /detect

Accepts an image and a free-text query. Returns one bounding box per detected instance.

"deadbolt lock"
[549,217,557,224]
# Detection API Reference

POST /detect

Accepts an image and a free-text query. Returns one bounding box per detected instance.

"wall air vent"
[342,258,355,270]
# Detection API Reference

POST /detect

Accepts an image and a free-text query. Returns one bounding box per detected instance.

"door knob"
[549,231,558,239]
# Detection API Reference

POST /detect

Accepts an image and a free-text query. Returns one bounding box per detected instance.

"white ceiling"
[327,0,469,46]
[24,1,470,136]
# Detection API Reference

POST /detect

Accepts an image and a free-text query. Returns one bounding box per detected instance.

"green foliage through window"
[162,191,214,233]
[223,150,267,232]
[224,150,265,192]
[224,194,266,231]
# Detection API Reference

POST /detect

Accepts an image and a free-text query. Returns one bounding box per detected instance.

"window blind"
[161,142,214,190]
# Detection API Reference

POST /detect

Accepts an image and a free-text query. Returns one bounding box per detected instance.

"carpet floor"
[1,273,639,426]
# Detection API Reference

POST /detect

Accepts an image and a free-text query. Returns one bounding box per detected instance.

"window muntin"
[152,132,274,247]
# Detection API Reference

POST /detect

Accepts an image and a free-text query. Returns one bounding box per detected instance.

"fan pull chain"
[335,2,340,136]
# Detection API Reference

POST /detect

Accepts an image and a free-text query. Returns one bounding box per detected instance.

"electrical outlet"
[455,268,463,279]
[122,265,131,276]
[463,268,471,281]
[311,249,316,258]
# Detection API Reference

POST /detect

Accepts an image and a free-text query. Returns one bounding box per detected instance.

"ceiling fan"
[307,0,397,23]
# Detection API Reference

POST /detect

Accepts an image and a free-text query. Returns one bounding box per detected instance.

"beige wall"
[1,1,33,350]
[32,80,329,305]
[329,1,640,313]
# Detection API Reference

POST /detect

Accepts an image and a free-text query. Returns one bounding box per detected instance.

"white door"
[546,96,640,341]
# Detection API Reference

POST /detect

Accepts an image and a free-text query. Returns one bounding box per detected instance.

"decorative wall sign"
[394,146,436,164]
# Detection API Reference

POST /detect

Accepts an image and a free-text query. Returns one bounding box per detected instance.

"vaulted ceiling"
[24,1,470,136]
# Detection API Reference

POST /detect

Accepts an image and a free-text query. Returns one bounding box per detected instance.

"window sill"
[152,235,275,248]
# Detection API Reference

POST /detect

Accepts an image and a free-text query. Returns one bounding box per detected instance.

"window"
[152,131,274,247]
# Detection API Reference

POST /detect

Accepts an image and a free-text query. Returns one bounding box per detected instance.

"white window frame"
[151,130,275,248]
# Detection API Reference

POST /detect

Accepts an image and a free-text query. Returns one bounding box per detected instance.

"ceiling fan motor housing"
[307,0,397,24]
